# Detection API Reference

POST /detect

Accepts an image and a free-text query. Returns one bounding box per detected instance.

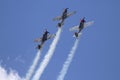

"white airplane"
[34,30,55,49]
[70,18,94,37]
[53,8,76,27]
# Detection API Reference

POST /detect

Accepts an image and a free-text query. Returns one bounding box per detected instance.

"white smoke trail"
[25,49,43,80]
[32,28,62,80]
[57,34,81,80]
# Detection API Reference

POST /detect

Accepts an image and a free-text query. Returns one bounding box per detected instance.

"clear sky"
[0,0,120,80]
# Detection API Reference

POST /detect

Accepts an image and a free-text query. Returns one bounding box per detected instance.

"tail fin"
[36,44,42,49]
[58,22,64,27]
[73,32,82,38]
[75,32,78,37]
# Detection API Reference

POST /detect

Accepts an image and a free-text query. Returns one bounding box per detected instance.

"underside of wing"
[67,11,76,18]
[34,38,42,42]
[84,21,94,28]
[69,25,79,31]
[47,34,56,39]
[53,16,62,21]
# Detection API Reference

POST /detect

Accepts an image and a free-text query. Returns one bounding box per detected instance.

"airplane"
[34,29,55,49]
[70,17,94,37]
[53,8,76,27]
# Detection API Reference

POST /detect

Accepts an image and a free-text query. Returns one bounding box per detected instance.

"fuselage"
[42,31,49,42]
[78,18,86,33]
[61,8,68,22]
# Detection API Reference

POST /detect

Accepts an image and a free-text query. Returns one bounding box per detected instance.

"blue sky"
[0,0,120,80]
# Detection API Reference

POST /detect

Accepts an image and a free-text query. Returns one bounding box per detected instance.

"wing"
[84,21,94,28]
[34,38,42,42]
[53,16,62,21]
[69,25,79,31]
[47,34,56,40]
[67,11,76,18]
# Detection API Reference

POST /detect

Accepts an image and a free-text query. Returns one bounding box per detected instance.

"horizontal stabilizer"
[58,22,64,27]
[73,32,82,38]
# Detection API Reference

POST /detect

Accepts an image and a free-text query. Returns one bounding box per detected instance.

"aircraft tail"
[36,45,41,49]
[73,32,82,38]
[36,42,44,49]
[58,22,64,27]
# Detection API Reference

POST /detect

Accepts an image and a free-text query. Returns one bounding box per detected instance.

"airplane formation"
[34,8,93,49]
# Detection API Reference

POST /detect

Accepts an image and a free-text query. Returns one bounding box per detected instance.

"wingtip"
[90,21,94,24]
[53,18,56,21]
[34,40,38,42]
[69,28,73,31]
[73,11,77,14]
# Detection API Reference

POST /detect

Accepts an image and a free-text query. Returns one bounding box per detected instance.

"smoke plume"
[57,34,81,80]
[25,49,43,80]
[32,28,62,80]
